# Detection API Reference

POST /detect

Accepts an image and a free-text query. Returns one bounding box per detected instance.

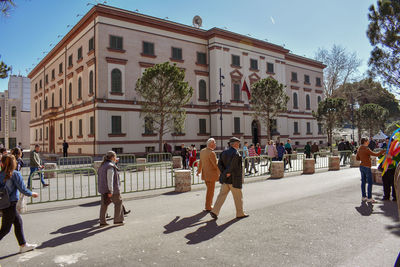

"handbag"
[0,182,10,210]
[16,193,28,214]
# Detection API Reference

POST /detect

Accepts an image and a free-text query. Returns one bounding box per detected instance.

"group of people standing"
[179,144,198,169]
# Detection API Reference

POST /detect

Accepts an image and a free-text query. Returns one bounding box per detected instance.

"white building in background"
[8,75,31,111]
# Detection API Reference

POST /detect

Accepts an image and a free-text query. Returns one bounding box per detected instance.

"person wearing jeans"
[27,144,48,188]
[356,137,385,203]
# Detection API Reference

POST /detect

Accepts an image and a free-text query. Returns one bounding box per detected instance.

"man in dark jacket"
[62,140,69,157]
[210,137,249,220]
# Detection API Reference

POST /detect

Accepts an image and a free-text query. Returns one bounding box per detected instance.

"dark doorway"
[252,120,259,145]
[49,123,55,153]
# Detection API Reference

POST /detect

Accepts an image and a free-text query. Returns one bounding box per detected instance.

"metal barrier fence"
[313,151,331,169]
[118,154,136,166]
[283,153,305,173]
[338,150,353,166]
[28,167,97,204]
[146,153,172,163]
[58,156,93,169]
[243,155,272,178]
[191,160,203,185]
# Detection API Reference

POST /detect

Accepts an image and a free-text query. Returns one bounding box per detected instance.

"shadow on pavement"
[185,218,239,245]
[0,252,19,260]
[378,200,399,222]
[38,218,113,249]
[355,202,374,216]
[79,201,100,207]
[163,211,208,234]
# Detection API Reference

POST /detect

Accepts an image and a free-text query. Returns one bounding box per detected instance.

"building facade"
[28,4,326,156]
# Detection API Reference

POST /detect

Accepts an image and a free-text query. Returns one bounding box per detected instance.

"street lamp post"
[218,68,225,150]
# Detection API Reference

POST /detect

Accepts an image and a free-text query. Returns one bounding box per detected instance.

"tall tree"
[358,103,388,137]
[135,62,193,152]
[250,77,289,140]
[0,0,15,16]
[367,0,400,90]
[315,44,361,97]
[0,61,11,79]
[313,98,347,146]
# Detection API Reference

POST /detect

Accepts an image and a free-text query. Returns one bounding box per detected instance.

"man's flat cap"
[229,137,241,143]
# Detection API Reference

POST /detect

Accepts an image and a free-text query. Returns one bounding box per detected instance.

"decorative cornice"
[106,57,128,65]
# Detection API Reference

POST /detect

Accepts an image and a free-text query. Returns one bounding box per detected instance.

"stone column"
[328,156,340,171]
[136,158,147,171]
[93,161,102,173]
[172,156,182,169]
[350,155,360,168]
[303,158,315,174]
[174,170,192,192]
[44,163,57,178]
[270,161,284,179]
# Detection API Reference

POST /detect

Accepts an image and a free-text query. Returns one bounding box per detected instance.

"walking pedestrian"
[27,144,48,188]
[256,143,261,164]
[197,138,220,212]
[98,151,125,227]
[304,142,312,159]
[62,140,69,157]
[189,144,198,168]
[356,137,385,203]
[267,140,278,161]
[17,142,24,158]
[242,142,249,175]
[284,139,293,168]
[11,147,24,172]
[248,144,257,174]
[311,142,319,163]
[210,137,248,219]
[180,144,188,169]
[0,154,39,253]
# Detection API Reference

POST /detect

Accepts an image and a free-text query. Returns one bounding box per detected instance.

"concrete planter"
[350,155,360,168]
[172,156,182,169]
[270,161,284,179]
[303,158,315,174]
[174,170,191,192]
[328,156,340,171]
[136,158,147,171]
[44,163,57,178]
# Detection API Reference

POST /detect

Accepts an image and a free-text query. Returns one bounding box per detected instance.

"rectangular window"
[318,123,323,134]
[145,146,155,153]
[89,37,94,51]
[171,47,182,60]
[144,117,153,134]
[40,80,42,88]
[45,74,48,84]
[291,72,298,82]
[35,83,38,92]
[78,119,82,136]
[250,59,258,70]
[9,138,16,149]
[307,122,311,134]
[197,52,207,65]
[77,47,82,60]
[294,122,299,134]
[142,41,154,55]
[11,119,16,132]
[316,77,322,86]
[68,55,73,67]
[304,75,310,84]
[46,127,48,140]
[35,129,38,141]
[111,116,122,134]
[231,55,240,67]
[69,121,72,137]
[267,63,274,73]
[199,119,206,134]
[234,117,240,133]
[109,35,123,50]
[233,83,241,101]
[51,69,55,80]
[40,128,42,141]
[90,116,94,135]
[60,123,63,138]
[59,63,63,74]
[112,147,123,154]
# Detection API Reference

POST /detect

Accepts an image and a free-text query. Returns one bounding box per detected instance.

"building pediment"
[230,69,243,79]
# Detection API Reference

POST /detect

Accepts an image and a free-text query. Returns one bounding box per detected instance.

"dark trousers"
[0,202,26,246]
[181,156,187,169]
[63,150,68,157]
[382,168,396,199]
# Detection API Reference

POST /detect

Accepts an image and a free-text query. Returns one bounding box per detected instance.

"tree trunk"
[159,118,164,152]
[266,113,271,140]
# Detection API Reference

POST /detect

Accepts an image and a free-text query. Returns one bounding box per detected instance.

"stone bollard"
[44,163,57,178]
[371,166,383,184]
[350,154,360,168]
[270,161,284,179]
[93,161,102,172]
[328,156,340,171]
[174,170,191,192]
[371,156,377,167]
[172,156,182,169]
[303,158,315,174]
[136,158,147,171]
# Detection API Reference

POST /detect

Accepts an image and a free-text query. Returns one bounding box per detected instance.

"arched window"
[39,100,42,115]
[44,97,48,110]
[293,92,298,109]
[59,88,62,107]
[198,79,207,100]
[51,93,55,107]
[317,96,322,104]
[11,106,16,117]
[78,77,82,99]
[111,68,122,93]
[306,95,311,110]
[35,102,37,117]
[89,71,94,95]
[69,83,72,103]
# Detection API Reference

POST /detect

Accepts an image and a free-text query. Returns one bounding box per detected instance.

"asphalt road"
[0,168,399,267]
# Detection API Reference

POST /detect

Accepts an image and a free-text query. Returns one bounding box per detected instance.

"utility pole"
[218,68,225,150]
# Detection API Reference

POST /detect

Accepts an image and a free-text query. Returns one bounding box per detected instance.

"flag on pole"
[241,80,251,100]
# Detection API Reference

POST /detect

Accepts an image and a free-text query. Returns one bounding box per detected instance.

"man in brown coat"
[197,138,220,212]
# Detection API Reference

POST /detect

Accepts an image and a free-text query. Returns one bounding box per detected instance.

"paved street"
[0,168,399,267]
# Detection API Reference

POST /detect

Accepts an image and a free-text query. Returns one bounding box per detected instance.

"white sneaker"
[20,243,37,253]
[367,198,378,203]
[362,197,368,201]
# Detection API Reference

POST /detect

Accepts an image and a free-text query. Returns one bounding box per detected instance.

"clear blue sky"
[0,0,376,91]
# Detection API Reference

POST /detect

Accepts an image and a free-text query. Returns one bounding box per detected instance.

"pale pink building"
[28,4,326,156]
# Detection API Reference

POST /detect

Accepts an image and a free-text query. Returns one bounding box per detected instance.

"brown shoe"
[236,214,249,219]
[99,223,109,227]
[210,212,218,220]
